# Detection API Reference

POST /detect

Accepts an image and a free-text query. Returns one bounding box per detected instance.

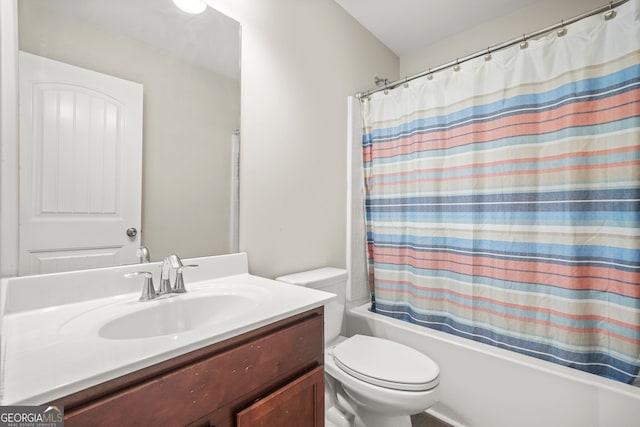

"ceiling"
[334,0,540,56]
[32,0,543,78]
[27,0,240,80]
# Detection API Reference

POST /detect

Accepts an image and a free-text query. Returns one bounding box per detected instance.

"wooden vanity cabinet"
[49,307,324,427]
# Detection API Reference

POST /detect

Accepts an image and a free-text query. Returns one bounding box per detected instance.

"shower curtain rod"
[356,0,629,100]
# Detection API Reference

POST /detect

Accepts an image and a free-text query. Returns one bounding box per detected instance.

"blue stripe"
[367,201,640,212]
[373,302,639,384]
[367,189,640,205]
[363,66,640,144]
[363,117,640,167]
[367,151,640,184]
[366,210,640,228]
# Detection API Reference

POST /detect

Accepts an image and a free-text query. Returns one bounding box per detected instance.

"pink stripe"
[366,159,640,188]
[373,247,640,297]
[369,145,638,180]
[378,283,640,343]
[363,93,640,163]
[378,276,640,332]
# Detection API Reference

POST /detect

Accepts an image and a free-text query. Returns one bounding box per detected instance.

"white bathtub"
[346,303,640,427]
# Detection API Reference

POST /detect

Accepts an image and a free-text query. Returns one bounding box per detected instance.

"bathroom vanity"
[0,253,333,426]
[53,308,324,427]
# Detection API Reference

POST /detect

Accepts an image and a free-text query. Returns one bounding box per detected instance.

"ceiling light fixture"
[173,0,207,14]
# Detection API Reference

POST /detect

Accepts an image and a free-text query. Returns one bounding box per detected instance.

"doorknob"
[126,227,138,238]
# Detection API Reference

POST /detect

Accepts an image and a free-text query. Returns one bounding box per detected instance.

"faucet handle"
[173,264,198,294]
[125,271,157,302]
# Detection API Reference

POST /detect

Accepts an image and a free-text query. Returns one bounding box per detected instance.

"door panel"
[19,51,143,275]
[26,248,119,275]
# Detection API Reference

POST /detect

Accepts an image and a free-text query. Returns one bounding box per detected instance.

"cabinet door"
[236,366,324,427]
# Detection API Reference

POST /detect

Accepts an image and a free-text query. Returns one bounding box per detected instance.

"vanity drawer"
[60,308,323,427]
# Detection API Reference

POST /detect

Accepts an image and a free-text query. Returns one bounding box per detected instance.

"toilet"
[277,268,440,427]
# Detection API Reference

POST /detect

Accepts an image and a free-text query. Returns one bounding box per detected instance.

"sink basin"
[57,284,270,341]
[98,294,255,340]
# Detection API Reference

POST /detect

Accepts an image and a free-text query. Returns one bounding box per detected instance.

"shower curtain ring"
[453,59,461,72]
[484,47,492,61]
[604,2,617,20]
[557,20,567,37]
[427,68,434,80]
[520,34,529,49]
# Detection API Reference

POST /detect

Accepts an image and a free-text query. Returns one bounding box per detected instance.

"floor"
[411,412,452,427]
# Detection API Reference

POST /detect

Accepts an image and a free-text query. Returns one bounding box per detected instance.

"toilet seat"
[332,335,439,392]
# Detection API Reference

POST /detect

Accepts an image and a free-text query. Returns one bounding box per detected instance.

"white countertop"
[0,254,335,404]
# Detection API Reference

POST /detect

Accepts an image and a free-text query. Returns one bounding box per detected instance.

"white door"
[19,51,143,275]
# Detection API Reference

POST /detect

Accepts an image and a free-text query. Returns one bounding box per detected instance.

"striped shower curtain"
[361,1,640,385]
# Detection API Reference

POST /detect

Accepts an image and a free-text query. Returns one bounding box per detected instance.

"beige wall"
[208,0,399,278]
[18,1,240,261]
[400,0,605,76]
[206,0,613,279]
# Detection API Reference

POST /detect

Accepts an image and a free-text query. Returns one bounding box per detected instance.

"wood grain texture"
[236,366,324,427]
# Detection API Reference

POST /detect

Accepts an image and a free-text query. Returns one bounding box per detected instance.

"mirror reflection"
[17,0,241,274]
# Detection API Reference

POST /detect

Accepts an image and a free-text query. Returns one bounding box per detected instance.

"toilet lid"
[332,335,439,391]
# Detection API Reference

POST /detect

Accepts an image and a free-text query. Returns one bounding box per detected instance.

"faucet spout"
[136,246,150,263]
[167,253,184,269]
[158,254,197,295]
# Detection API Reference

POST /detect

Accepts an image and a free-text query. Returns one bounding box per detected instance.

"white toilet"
[277,268,440,427]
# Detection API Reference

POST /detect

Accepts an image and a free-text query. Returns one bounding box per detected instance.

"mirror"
[16,0,241,270]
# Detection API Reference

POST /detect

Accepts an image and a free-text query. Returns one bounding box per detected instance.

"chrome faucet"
[125,254,198,302]
[158,254,198,295]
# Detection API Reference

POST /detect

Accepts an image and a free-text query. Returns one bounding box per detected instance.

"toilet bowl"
[326,335,439,427]
[277,268,440,427]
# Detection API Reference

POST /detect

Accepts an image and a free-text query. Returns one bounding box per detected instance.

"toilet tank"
[276,267,347,345]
